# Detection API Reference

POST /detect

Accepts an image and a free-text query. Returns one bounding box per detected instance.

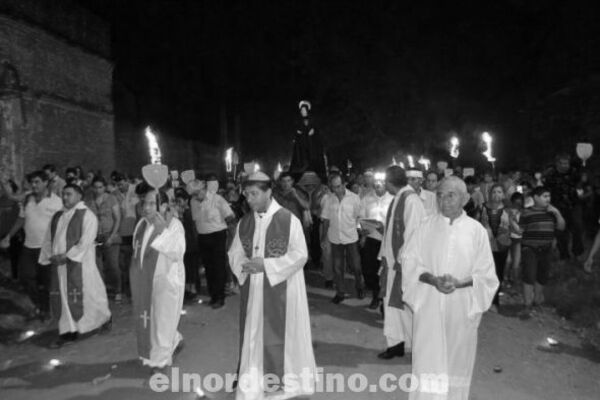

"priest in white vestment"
[377,166,426,359]
[228,172,317,400]
[402,177,499,399]
[130,185,185,372]
[39,184,111,347]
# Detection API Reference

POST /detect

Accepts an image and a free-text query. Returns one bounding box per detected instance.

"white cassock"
[39,202,111,334]
[402,212,499,400]
[378,186,425,349]
[419,189,438,217]
[228,200,317,400]
[131,217,186,368]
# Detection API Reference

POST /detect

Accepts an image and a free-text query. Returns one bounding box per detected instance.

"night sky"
[80,0,600,171]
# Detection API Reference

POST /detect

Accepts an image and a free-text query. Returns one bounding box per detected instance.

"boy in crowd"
[518,186,565,319]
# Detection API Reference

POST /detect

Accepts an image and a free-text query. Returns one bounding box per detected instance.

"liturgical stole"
[49,209,86,322]
[237,207,291,380]
[381,190,418,309]
[130,219,161,360]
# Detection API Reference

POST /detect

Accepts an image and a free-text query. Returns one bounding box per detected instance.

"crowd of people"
[0,150,599,399]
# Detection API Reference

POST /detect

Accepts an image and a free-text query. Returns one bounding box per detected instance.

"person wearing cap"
[39,183,112,348]
[407,168,438,217]
[228,171,317,399]
[377,166,426,359]
[189,179,235,309]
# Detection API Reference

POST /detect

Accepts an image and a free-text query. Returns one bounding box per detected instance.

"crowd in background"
[1,151,599,322]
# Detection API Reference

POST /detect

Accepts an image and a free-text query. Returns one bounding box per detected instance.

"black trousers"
[184,251,202,292]
[198,230,227,301]
[492,250,508,306]
[556,205,584,259]
[360,237,381,297]
[19,246,51,313]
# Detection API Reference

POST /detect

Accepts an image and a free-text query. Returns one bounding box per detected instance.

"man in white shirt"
[407,168,438,217]
[359,177,393,309]
[189,179,235,309]
[321,173,364,304]
[2,170,63,318]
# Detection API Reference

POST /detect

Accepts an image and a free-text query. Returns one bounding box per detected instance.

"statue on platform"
[290,100,327,181]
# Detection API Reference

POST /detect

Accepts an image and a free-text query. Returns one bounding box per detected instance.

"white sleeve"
[66,211,98,263]
[397,194,426,260]
[263,215,308,286]
[151,218,186,262]
[466,226,500,319]
[227,223,249,285]
[38,219,54,266]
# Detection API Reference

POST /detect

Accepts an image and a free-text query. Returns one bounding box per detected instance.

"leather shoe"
[368,297,380,310]
[331,294,345,304]
[377,342,405,359]
[211,299,225,309]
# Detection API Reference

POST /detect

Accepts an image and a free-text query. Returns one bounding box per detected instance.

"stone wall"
[0,13,114,182]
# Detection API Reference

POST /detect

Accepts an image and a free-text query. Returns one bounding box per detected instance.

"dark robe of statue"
[290,106,326,181]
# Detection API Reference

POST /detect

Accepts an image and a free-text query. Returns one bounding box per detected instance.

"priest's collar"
[255,199,281,219]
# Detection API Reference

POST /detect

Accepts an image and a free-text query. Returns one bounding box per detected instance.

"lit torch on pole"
[450,136,460,159]
[142,126,168,211]
[418,156,431,171]
[482,132,496,172]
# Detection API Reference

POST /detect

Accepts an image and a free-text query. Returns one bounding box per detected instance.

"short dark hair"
[510,192,523,203]
[328,172,343,184]
[174,187,190,201]
[385,166,407,188]
[65,167,78,176]
[464,176,477,185]
[279,172,294,181]
[42,164,56,173]
[92,176,107,186]
[136,181,169,205]
[113,172,127,182]
[27,170,49,183]
[64,183,84,197]
[532,186,550,197]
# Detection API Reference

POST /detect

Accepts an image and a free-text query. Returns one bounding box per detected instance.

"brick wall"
[0,14,114,182]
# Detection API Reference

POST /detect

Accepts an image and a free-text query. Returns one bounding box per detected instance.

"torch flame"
[418,156,431,171]
[277,162,283,172]
[145,126,162,164]
[225,147,233,172]
[399,161,405,169]
[392,157,398,166]
[407,155,415,168]
[450,136,460,158]
[482,132,496,162]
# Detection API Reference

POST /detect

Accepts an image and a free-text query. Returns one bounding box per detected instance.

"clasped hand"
[242,257,265,274]
[435,274,459,294]
[49,254,68,266]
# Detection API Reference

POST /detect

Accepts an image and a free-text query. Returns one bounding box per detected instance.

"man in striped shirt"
[518,186,565,318]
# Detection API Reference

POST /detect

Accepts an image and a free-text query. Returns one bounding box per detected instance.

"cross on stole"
[69,288,81,303]
[140,310,150,329]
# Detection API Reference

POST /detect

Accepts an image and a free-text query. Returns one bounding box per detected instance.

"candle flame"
[392,157,398,166]
[145,126,162,164]
[277,162,282,172]
[399,161,405,169]
[407,155,415,168]
[450,136,460,158]
[254,163,260,172]
[225,147,233,172]
[482,132,496,162]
